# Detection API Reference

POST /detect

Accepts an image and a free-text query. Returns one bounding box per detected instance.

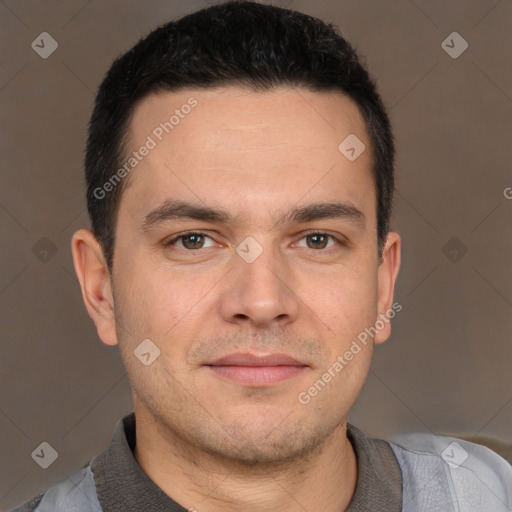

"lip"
[208,353,306,367]
[205,352,308,386]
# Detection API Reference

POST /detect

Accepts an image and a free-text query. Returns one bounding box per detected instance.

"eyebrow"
[140,199,366,232]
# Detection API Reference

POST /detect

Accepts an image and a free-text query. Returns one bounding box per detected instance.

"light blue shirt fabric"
[11,426,512,511]
[388,431,512,511]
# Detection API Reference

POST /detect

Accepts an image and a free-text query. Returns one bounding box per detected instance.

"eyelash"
[164,231,346,252]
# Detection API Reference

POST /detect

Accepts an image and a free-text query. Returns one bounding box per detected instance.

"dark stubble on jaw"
[162,330,350,468]
[151,370,349,471]
[111,295,354,468]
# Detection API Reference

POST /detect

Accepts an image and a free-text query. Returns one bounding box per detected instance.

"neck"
[133,409,358,512]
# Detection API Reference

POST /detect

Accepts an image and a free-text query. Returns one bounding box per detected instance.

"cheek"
[302,263,378,332]
[113,270,202,394]
[116,265,215,344]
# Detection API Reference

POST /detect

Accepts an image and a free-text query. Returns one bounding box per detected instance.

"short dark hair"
[85,0,394,272]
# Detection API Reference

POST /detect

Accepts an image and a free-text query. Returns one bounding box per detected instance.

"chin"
[197,417,333,467]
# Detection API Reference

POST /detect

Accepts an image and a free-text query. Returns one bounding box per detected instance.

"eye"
[295,232,342,250]
[164,231,345,253]
[165,231,216,250]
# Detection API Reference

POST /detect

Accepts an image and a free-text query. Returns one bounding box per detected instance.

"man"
[13,1,511,511]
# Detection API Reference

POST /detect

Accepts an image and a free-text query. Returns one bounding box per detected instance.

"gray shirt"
[11,412,512,511]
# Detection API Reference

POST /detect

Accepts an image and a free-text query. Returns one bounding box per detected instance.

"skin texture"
[72,86,401,512]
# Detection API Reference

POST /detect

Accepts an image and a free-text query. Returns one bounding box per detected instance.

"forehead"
[120,86,375,228]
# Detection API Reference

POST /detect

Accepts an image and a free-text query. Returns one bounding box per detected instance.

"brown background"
[1,0,511,509]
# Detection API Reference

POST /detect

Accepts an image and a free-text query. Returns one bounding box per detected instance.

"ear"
[373,231,401,345]
[71,229,118,346]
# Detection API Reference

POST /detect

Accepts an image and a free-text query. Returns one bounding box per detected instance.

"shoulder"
[388,431,512,511]
[9,466,102,512]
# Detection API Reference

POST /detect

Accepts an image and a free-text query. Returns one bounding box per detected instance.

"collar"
[91,412,402,511]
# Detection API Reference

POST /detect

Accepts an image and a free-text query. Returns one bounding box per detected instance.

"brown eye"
[296,232,341,251]
[305,233,329,249]
[166,232,215,250]
[181,233,205,249]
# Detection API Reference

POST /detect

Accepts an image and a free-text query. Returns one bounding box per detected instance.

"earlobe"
[374,232,401,345]
[71,229,119,346]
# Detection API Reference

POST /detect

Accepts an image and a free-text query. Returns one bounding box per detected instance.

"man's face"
[96,87,398,463]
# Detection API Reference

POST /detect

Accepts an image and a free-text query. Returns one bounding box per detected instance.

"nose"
[217,237,300,330]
